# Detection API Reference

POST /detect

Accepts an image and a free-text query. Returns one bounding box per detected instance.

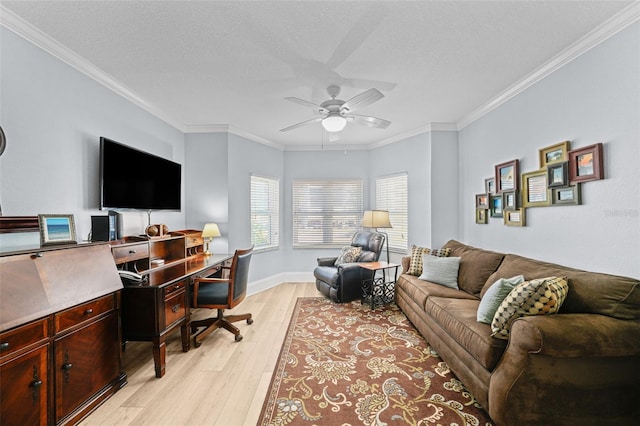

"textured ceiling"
[1,1,634,149]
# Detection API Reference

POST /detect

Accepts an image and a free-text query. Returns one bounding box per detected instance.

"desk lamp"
[201,223,221,256]
[362,210,392,263]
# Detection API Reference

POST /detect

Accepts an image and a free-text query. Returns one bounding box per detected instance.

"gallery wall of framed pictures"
[475,141,604,226]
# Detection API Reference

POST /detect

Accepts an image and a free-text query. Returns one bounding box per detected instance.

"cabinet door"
[0,345,48,426]
[54,312,120,423]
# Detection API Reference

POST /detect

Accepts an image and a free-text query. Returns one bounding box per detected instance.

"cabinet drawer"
[55,295,114,333]
[0,318,48,359]
[112,242,149,264]
[164,291,186,328]
[163,280,187,297]
[185,235,203,248]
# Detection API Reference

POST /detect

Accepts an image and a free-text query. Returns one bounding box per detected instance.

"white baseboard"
[247,272,315,296]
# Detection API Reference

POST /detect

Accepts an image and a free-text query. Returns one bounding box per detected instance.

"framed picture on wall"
[494,159,520,193]
[485,177,496,194]
[490,194,503,218]
[539,141,570,168]
[522,169,551,208]
[475,208,488,224]
[551,185,581,206]
[475,193,489,209]
[502,190,519,211]
[504,208,526,227]
[568,143,604,184]
[547,161,569,188]
[38,214,77,246]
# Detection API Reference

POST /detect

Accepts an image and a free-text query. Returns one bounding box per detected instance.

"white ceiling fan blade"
[280,117,323,132]
[345,114,391,129]
[285,97,329,114]
[340,88,384,113]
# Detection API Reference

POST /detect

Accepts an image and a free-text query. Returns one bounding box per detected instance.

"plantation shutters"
[376,173,408,252]
[250,175,279,251]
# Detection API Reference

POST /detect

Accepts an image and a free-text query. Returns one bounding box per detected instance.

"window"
[376,173,408,252]
[292,179,363,248]
[251,175,279,251]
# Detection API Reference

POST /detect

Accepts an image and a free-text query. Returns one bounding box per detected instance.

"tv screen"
[100,137,181,211]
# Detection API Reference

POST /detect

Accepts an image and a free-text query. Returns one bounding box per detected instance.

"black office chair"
[191,246,253,346]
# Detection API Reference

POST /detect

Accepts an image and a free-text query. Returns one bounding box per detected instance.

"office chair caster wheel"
[235,334,243,342]
[247,318,254,325]
[194,339,202,348]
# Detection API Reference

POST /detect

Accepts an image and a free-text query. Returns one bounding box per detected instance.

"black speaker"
[91,216,110,241]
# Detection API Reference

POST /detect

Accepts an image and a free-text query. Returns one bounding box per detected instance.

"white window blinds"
[292,179,363,248]
[376,173,408,252]
[251,175,279,251]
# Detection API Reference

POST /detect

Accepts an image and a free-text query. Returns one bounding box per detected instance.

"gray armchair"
[314,230,386,303]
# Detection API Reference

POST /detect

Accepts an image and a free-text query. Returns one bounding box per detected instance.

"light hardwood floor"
[80,282,319,426]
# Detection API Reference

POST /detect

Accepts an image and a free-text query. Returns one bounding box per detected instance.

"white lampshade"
[201,223,221,238]
[362,210,392,229]
[322,114,347,132]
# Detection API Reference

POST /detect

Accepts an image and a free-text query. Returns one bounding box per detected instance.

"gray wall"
[0,27,186,240]
[2,20,638,283]
[458,22,639,278]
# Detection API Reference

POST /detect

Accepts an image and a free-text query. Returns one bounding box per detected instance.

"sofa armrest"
[317,257,338,267]
[489,314,640,425]
[401,255,411,274]
[508,313,640,357]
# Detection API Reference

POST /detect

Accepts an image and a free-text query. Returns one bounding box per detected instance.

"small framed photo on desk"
[38,214,77,246]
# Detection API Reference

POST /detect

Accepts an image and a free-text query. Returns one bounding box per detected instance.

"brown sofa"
[395,240,640,426]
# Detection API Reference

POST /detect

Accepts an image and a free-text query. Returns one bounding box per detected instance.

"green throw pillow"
[407,245,451,275]
[476,275,525,324]
[418,255,461,289]
[334,246,362,266]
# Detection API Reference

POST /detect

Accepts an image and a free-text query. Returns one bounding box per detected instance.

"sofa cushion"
[396,274,477,310]
[476,275,524,324]
[418,255,461,289]
[407,245,451,276]
[442,240,505,297]
[485,254,640,320]
[425,297,508,371]
[334,246,361,265]
[491,276,569,340]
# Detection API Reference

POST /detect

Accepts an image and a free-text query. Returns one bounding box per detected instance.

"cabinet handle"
[31,366,42,404]
[0,342,9,351]
[31,379,43,389]
[129,249,136,254]
[85,308,94,315]
[171,304,181,313]
[62,362,73,371]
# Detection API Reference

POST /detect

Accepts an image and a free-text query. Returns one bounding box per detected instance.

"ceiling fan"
[280,85,391,133]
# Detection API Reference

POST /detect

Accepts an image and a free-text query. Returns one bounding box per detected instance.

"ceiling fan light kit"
[282,85,390,133]
[322,114,347,132]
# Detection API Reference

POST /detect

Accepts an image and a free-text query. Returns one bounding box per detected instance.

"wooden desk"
[119,253,232,378]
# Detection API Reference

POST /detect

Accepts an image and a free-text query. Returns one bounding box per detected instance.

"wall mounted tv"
[100,137,182,211]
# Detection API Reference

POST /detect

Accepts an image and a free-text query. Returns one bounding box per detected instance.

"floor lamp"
[362,210,392,263]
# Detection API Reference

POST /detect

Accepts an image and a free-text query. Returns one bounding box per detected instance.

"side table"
[358,261,401,309]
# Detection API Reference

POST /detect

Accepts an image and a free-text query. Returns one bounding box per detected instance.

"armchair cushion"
[335,246,362,265]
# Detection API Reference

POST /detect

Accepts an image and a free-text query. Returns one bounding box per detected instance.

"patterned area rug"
[258,297,493,426]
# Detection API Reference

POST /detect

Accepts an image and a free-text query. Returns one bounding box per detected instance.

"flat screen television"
[100,137,182,211]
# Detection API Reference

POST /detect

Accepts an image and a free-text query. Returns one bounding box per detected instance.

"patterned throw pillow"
[477,275,525,324]
[407,245,451,276]
[334,246,362,266]
[491,276,569,340]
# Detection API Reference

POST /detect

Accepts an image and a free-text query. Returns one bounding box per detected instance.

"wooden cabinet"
[0,243,126,425]
[0,319,49,426]
[110,230,231,378]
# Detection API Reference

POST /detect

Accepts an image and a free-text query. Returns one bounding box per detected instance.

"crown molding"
[457,2,640,129]
[0,5,186,133]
